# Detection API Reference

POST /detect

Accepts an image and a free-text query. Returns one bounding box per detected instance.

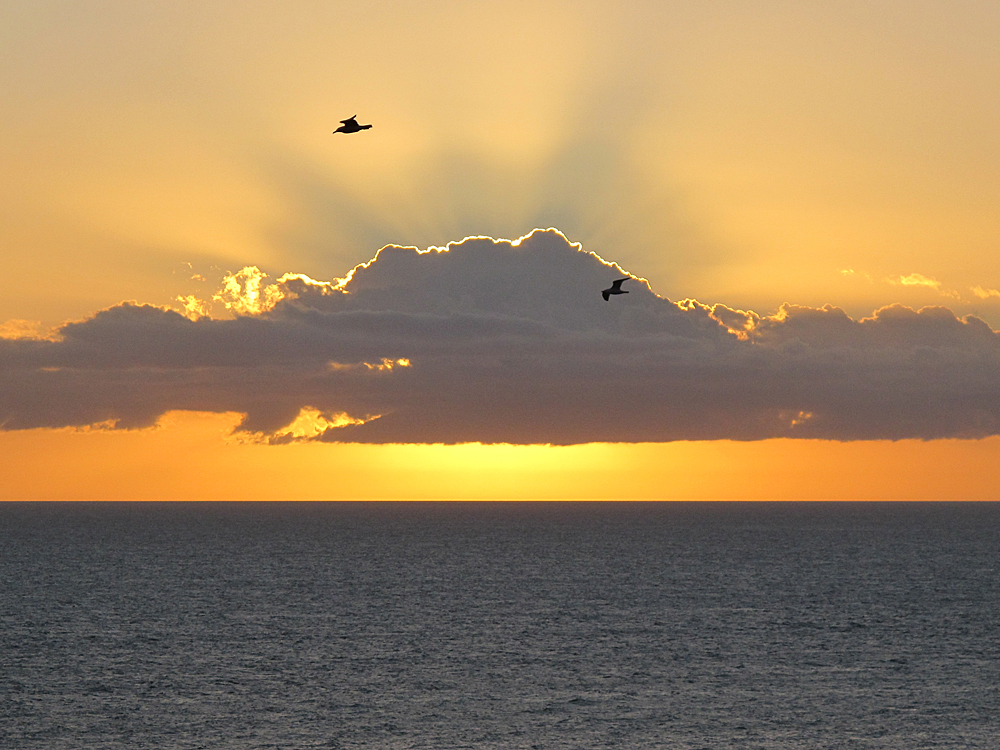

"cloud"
[972,286,1000,300]
[886,272,962,300]
[0,319,55,341]
[839,268,873,282]
[892,272,942,289]
[3,229,1000,444]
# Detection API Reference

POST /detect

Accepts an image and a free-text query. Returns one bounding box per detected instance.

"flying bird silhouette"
[602,277,631,301]
[334,115,372,134]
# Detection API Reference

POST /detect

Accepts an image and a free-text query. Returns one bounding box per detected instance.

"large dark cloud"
[3,229,1000,444]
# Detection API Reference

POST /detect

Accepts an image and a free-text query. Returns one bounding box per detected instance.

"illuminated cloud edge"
[3,229,1000,444]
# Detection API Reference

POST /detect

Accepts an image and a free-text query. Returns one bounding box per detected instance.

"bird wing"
[340,116,358,124]
[611,277,629,290]
[602,290,611,301]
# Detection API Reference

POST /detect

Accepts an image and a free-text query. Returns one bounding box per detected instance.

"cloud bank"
[3,229,1000,444]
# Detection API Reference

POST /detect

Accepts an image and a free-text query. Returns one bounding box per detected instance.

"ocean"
[2,501,998,749]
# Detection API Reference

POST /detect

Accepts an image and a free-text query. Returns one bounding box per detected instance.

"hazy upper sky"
[4,0,1000,499]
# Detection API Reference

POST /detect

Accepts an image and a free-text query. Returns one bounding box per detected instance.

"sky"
[3,0,1000,500]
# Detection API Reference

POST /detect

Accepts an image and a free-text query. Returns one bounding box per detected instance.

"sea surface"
[2,501,999,749]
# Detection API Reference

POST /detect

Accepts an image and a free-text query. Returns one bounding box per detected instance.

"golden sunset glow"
[4,1,1000,499]
[3,411,1000,501]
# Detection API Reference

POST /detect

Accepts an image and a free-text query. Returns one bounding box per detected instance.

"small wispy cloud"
[839,268,873,282]
[212,266,285,316]
[891,272,941,289]
[886,273,963,300]
[839,271,1000,305]
[175,295,210,320]
[971,286,1000,300]
[0,319,57,341]
[268,408,381,444]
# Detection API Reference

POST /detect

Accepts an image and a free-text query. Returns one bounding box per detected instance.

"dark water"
[2,502,999,749]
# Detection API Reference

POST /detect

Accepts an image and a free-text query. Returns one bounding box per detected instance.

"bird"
[333,115,372,134]
[602,277,631,301]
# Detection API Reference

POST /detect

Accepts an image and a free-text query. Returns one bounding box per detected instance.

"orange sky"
[4,1,1000,499]
[4,411,1000,501]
